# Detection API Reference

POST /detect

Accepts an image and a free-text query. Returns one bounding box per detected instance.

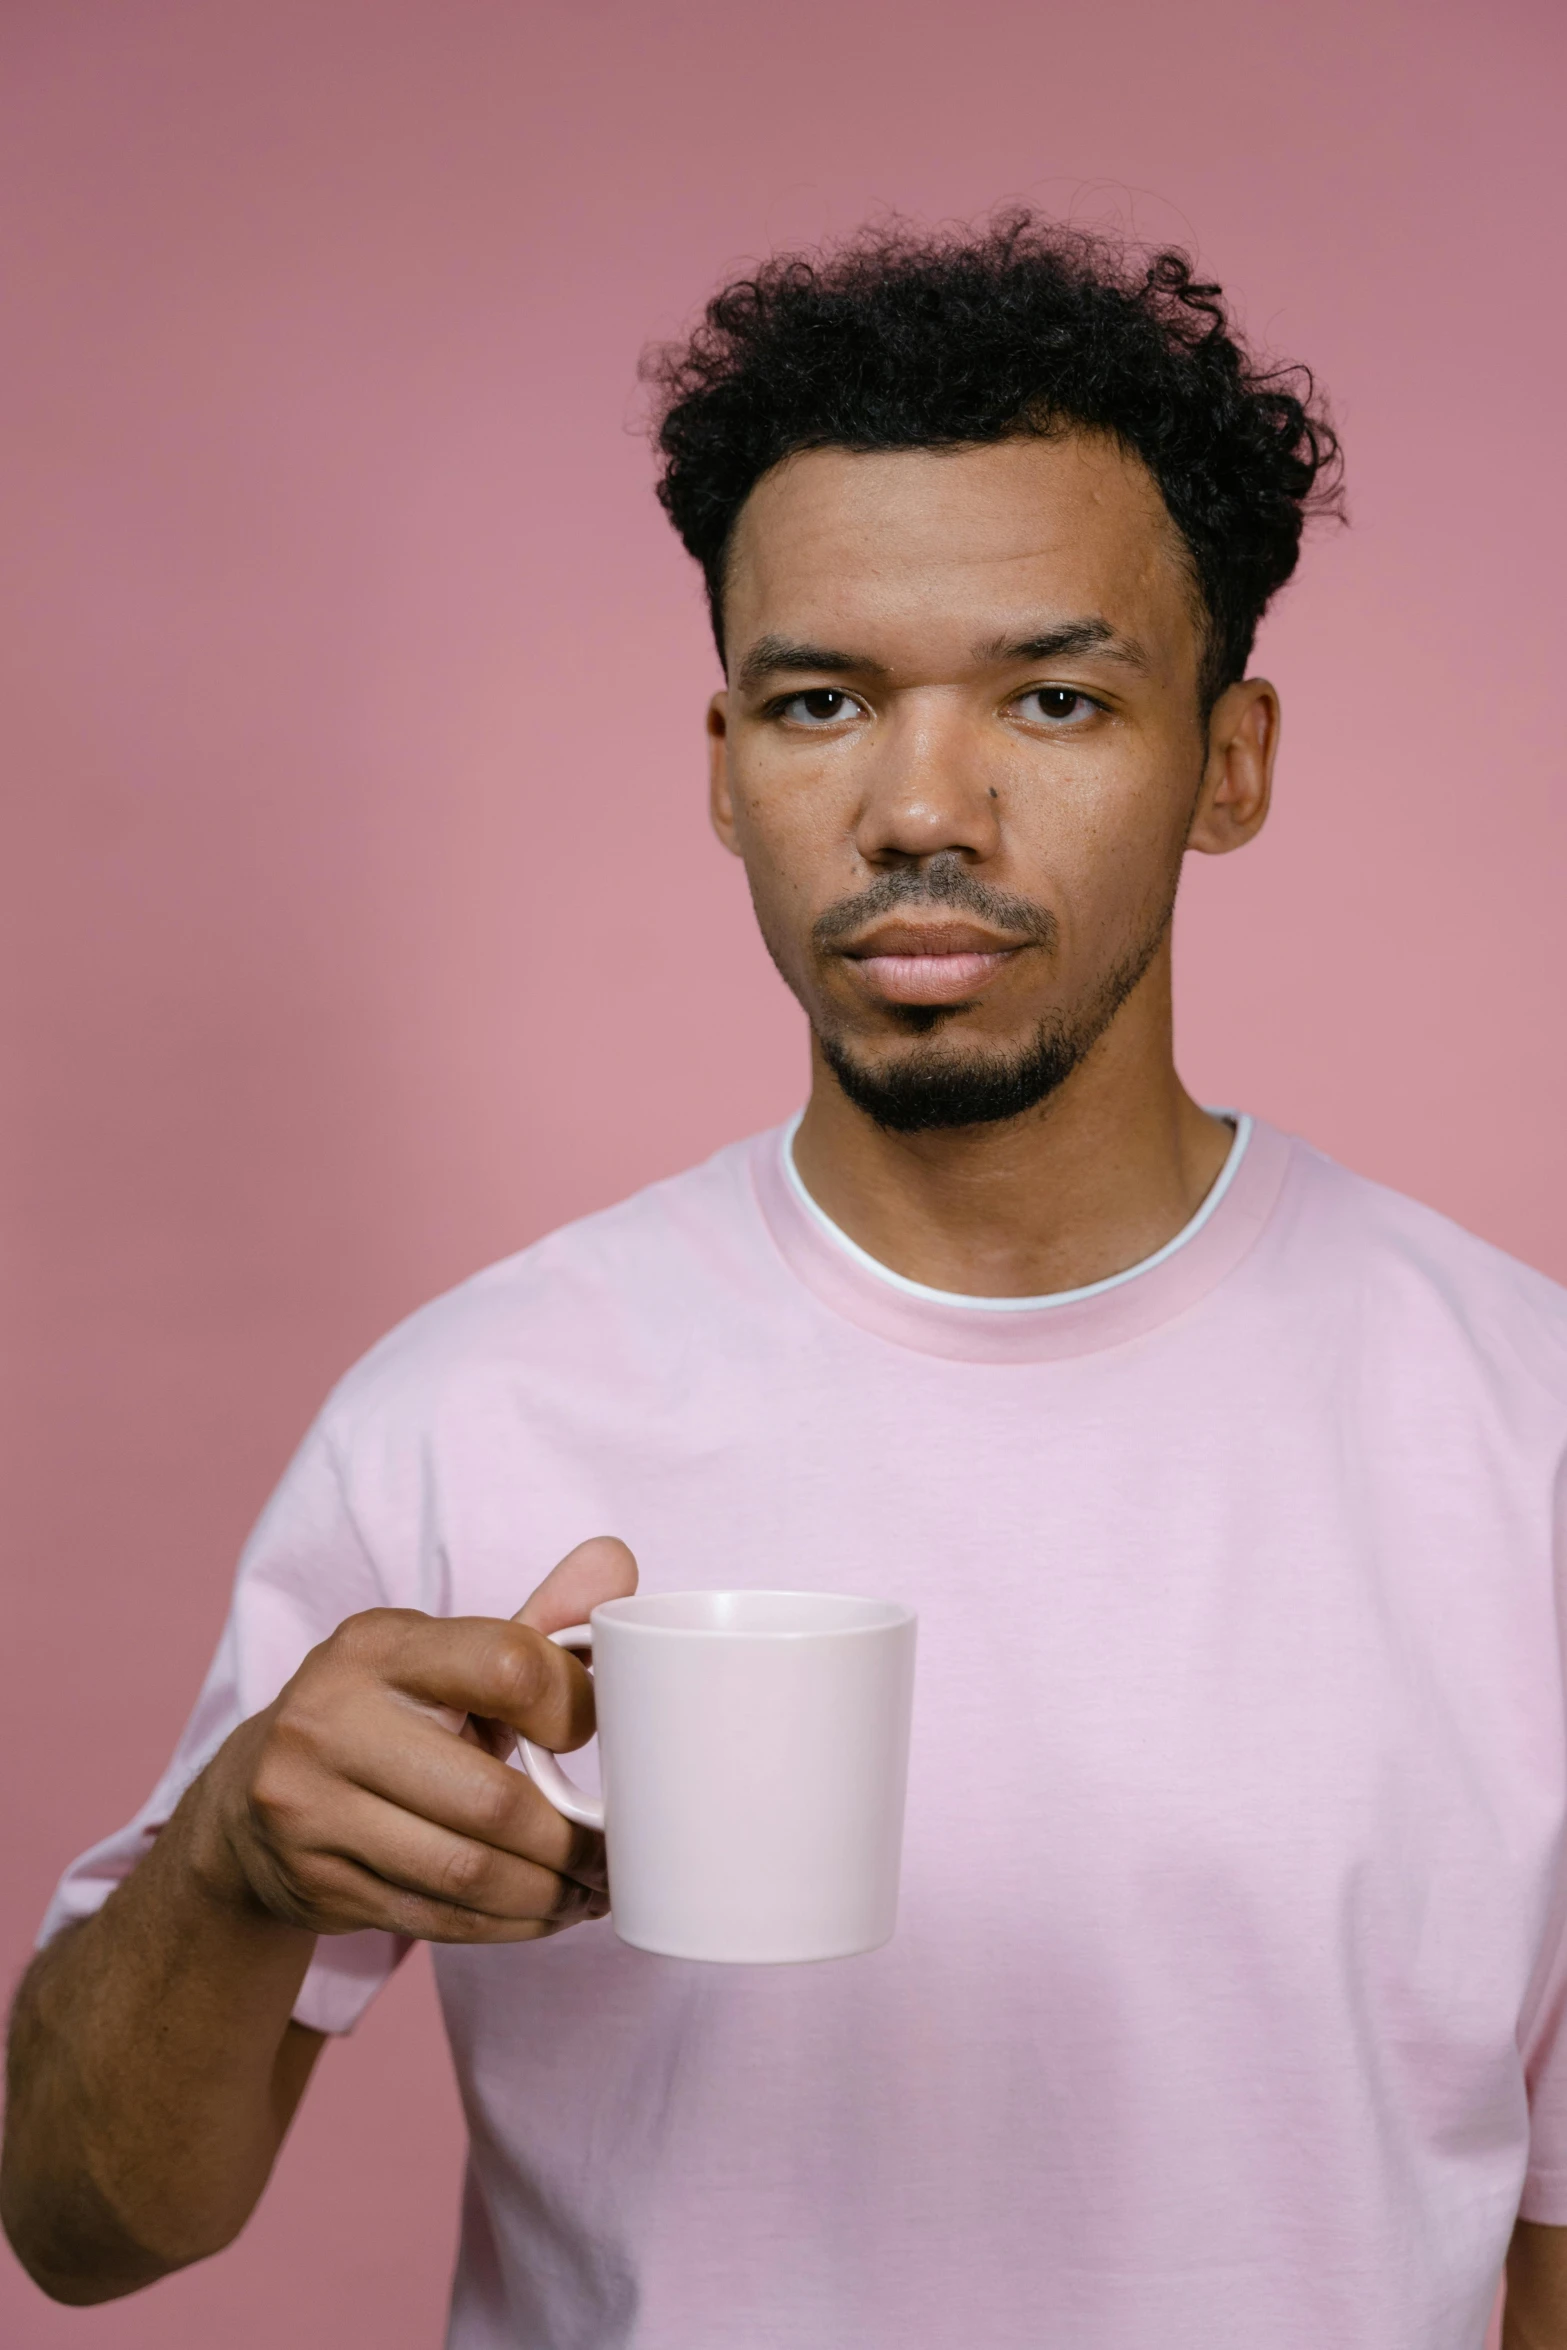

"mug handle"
[515,1623,605,1830]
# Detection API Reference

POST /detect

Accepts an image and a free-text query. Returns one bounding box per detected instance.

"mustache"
[812,857,1057,952]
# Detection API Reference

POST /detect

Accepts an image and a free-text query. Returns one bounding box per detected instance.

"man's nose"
[851,698,1002,867]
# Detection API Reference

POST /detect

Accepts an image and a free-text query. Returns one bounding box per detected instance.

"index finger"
[349,1610,596,1753]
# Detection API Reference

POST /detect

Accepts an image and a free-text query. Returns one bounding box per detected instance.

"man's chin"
[818,1025,1085,1134]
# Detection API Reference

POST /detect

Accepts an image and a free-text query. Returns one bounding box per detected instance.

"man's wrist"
[175,1723,295,1934]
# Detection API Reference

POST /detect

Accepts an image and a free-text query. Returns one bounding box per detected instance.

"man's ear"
[1186,678,1279,856]
[708,692,741,855]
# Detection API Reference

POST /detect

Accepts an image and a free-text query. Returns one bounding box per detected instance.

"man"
[5,213,1567,2349]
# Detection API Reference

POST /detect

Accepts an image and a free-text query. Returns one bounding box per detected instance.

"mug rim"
[589,1588,915,1639]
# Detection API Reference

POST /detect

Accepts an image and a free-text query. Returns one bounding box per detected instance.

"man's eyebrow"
[735,635,890,693]
[979,619,1152,671]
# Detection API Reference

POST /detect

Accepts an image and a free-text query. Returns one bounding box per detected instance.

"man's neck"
[789,974,1233,1300]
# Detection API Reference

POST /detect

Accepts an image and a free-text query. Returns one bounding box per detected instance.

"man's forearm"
[1,1750,321,2304]
[1505,2220,1567,2350]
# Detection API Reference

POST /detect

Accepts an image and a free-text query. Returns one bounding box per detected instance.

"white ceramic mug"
[517,1589,917,1964]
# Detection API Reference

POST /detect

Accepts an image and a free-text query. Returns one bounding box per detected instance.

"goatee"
[816,892,1173,1134]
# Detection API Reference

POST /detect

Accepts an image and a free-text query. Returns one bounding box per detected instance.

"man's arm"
[1,1537,636,2304]
[1506,2220,1567,2348]
[2,1814,324,2303]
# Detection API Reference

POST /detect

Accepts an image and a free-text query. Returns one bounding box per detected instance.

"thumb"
[514,1535,639,1636]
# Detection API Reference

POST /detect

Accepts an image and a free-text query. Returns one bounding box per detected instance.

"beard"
[805,857,1175,1135]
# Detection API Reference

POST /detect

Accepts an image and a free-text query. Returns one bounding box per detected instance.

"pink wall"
[2,0,1562,2341]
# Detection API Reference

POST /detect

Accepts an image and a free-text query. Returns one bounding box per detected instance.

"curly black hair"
[647,211,1342,712]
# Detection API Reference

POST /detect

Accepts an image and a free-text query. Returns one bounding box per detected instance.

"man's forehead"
[726,438,1190,622]
[724,437,1194,672]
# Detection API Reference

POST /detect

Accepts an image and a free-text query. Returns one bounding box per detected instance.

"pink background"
[2,1,1562,2342]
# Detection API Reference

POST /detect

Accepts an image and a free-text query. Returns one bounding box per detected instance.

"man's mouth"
[839,920,1028,1006]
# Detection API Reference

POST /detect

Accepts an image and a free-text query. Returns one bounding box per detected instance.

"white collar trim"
[779,1111,1253,1313]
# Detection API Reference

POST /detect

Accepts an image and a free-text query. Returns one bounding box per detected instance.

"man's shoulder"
[1275,1129,1567,1403]
[319,1129,785,1431]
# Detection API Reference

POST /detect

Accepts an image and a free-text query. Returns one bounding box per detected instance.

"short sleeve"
[1519,1451,1567,2222]
[35,1418,413,2036]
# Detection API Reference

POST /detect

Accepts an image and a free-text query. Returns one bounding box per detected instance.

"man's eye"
[1015,686,1097,724]
[774,689,861,726]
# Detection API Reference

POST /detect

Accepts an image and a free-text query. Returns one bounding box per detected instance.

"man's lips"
[838,922,1029,1006]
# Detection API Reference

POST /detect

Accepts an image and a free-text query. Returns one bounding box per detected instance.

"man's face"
[708,433,1273,1131]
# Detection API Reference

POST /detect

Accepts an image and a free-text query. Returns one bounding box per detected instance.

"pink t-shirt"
[43,1116,1567,2349]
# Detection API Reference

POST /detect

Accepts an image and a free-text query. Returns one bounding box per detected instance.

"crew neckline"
[750,1111,1295,1364]
[780,1109,1253,1313]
